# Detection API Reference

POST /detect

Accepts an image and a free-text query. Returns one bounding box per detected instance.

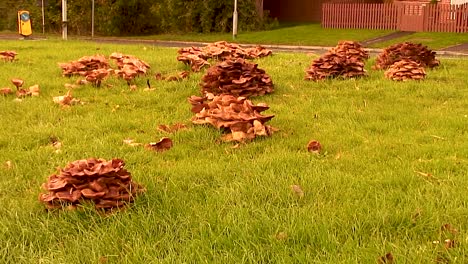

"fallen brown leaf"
[52,141,62,149]
[111,105,120,112]
[307,140,322,154]
[275,232,288,241]
[157,123,187,133]
[53,90,75,106]
[64,83,78,89]
[4,161,12,169]
[145,137,173,152]
[290,184,304,199]
[414,170,440,184]
[76,79,88,85]
[377,252,394,264]
[444,239,456,249]
[441,223,458,235]
[123,138,142,147]
[28,84,40,96]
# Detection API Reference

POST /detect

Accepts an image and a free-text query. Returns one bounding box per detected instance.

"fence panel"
[322,3,468,32]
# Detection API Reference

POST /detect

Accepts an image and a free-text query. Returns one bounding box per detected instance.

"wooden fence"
[322,3,468,32]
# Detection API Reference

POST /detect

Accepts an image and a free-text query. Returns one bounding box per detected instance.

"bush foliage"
[0,0,270,35]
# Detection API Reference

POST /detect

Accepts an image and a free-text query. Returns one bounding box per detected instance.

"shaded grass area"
[369,31,468,50]
[0,40,467,263]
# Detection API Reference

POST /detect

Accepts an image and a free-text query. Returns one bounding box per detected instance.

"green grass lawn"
[1,39,467,263]
[135,23,393,47]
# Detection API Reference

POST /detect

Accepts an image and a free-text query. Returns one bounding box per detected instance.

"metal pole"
[91,0,95,39]
[233,0,238,39]
[62,0,67,40]
[41,0,45,34]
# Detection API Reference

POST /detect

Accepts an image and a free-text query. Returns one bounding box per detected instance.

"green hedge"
[0,0,271,36]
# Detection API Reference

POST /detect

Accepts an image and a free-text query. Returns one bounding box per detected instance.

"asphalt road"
[1,34,467,57]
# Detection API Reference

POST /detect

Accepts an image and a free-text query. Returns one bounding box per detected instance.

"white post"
[62,0,67,40]
[233,0,238,39]
[91,0,95,39]
[41,0,45,34]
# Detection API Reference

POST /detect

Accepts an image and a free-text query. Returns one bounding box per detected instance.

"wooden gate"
[399,3,425,31]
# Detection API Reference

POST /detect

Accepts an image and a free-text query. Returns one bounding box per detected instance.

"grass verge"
[0,39,467,263]
[135,24,393,47]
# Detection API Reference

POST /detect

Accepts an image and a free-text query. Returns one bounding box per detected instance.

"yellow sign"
[18,10,32,37]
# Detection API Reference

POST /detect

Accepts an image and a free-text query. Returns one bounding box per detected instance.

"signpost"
[91,0,95,39]
[62,0,67,40]
[41,0,45,34]
[233,0,238,39]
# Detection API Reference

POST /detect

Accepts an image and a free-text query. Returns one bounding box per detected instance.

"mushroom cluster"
[202,41,272,60]
[189,93,275,141]
[110,52,150,83]
[201,58,274,98]
[85,68,111,87]
[9,78,40,97]
[374,42,439,70]
[58,55,109,77]
[384,59,426,81]
[39,158,145,211]
[305,41,369,81]
[0,50,17,61]
[177,41,272,72]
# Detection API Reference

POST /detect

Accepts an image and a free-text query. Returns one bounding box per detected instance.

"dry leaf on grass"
[275,232,288,241]
[444,239,456,249]
[441,223,458,235]
[53,91,80,106]
[145,137,173,152]
[377,252,394,264]
[4,161,12,169]
[64,83,79,89]
[50,138,62,153]
[157,123,187,133]
[28,84,40,96]
[290,185,304,199]
[414,170,441,184]
[307,140,322,154]
[123,139,142,147]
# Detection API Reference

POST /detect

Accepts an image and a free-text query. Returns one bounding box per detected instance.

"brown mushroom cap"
[11,78,24,88]
[0,87,13,95]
